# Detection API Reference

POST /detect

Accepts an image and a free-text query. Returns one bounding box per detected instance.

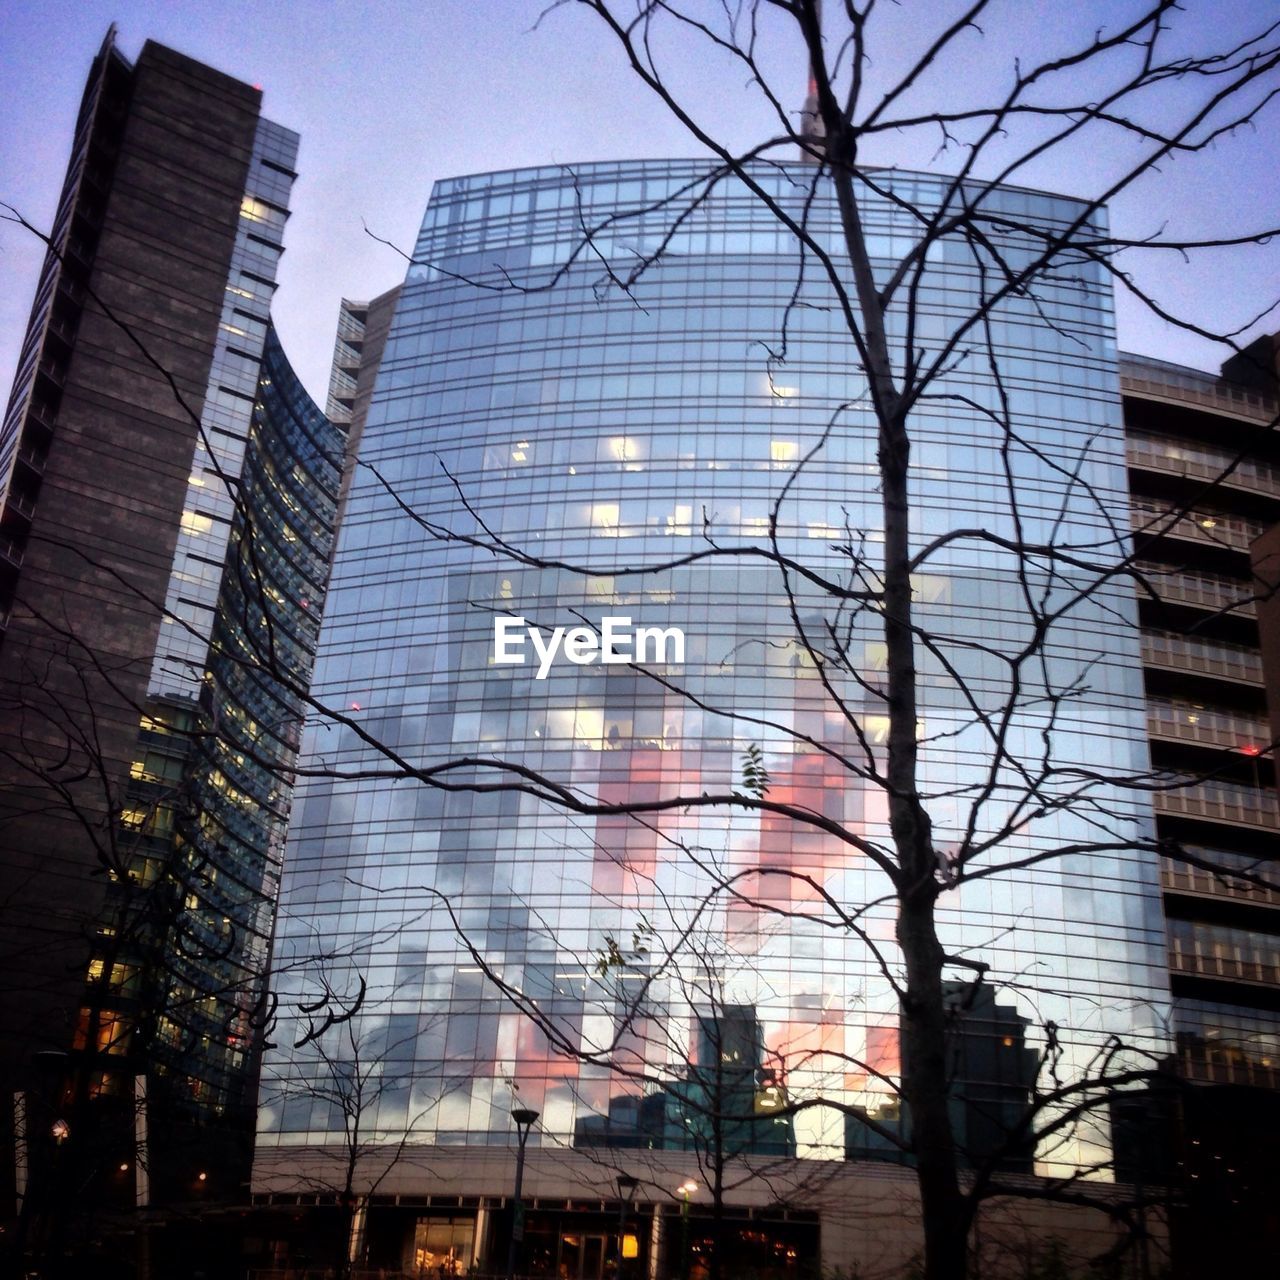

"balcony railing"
[1128,431,1280,500]
[0,536,24,570]
[36,358,66,389]
[1130,499,1265,554]
[1155,777,1279,829]
[1162,851,1280,907]
[44,315,78,347]
[24,401,57,435]
[55,273,86,306]
[1133,562,1256,618]
[1121,360,1277,424]
[1178,1040,1280,1090]
[1141,629,1263,684]
[1147,697,1270,751]
[4,491,35,521]
[16,444,47,474]
[1168,942,1280,987]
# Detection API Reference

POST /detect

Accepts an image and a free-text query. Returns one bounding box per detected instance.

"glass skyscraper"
[141,324,345,1116]
[257,161,1169,1274]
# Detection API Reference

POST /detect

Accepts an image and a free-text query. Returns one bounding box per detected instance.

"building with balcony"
[1119,347,1280,1273]
[253,160,1169,1278]
[0,31,346,1243]
[1120,349,1280,1087]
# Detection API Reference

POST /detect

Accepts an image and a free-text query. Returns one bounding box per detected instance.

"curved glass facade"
[260,162,1168,1171]
[142,326,345,1113]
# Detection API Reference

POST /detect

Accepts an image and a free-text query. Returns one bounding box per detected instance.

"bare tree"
[6,7,1280,1279]
[284,5,1280,1279]
[256,978,452,1280]
[0,644,360,1278]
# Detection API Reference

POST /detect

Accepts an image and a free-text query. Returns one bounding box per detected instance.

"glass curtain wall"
[260,162,1168,1173]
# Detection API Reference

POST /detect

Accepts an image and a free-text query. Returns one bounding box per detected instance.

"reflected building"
[141,323,346,1117]
[845,985,1038,1173]
[575,1002,796,1158]
[255,160,1170,1274]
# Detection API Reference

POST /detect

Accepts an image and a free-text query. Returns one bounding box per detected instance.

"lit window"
[606,436,643,464]
[181,511,213,536]
[240,196,272,223]
[771,440,799,463]
[666,504,692,535]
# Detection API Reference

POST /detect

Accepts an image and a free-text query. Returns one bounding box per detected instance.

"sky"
[2,0,1279,404]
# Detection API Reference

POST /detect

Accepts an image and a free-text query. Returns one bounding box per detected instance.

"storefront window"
[412,1216,474,1275]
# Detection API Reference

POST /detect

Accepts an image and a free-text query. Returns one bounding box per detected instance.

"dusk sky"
[3,0,1278,403]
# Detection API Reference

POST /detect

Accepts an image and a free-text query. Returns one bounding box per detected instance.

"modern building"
[1118,346,1280,1273]
[839,343,1280,1257]
[1120,346,1280,1086]
[254,160,1172,1277]
[0,29,344,1247]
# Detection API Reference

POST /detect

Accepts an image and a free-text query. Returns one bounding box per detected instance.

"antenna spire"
[798,1,825,161]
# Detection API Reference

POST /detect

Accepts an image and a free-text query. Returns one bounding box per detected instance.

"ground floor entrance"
[552,1230,609,1278]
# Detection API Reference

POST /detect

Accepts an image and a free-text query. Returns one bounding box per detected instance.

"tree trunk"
[898,893,968,1280]
[709,1143,725,1280]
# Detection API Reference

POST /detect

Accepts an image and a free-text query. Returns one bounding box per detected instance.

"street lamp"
[616,1173,640,1278]
[678,1180,697,1280]
[505,1107,540,1280]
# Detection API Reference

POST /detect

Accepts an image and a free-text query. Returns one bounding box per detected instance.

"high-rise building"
[1119,348,1280,1086]
[0,30,344,1230]
[254,161,1170,1276]
[1118,348,1280,1272]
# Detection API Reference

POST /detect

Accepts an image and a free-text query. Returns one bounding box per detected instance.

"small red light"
[1240,744,1262,756]
[350,702,361,711]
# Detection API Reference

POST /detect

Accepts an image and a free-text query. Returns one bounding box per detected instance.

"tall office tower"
[0,31,342,1220]
[255,162,1167,1276]
[1118,348,1280,1270]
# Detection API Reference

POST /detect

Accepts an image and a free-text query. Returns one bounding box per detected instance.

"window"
[412,1217,474,1273]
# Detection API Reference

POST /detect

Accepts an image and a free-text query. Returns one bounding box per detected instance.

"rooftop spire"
[798,1,825,161]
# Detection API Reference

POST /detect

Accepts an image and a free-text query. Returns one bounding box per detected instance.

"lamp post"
[615,1173,639,1279]
[677,1180,697,1280]
[505,1107,540,1280]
